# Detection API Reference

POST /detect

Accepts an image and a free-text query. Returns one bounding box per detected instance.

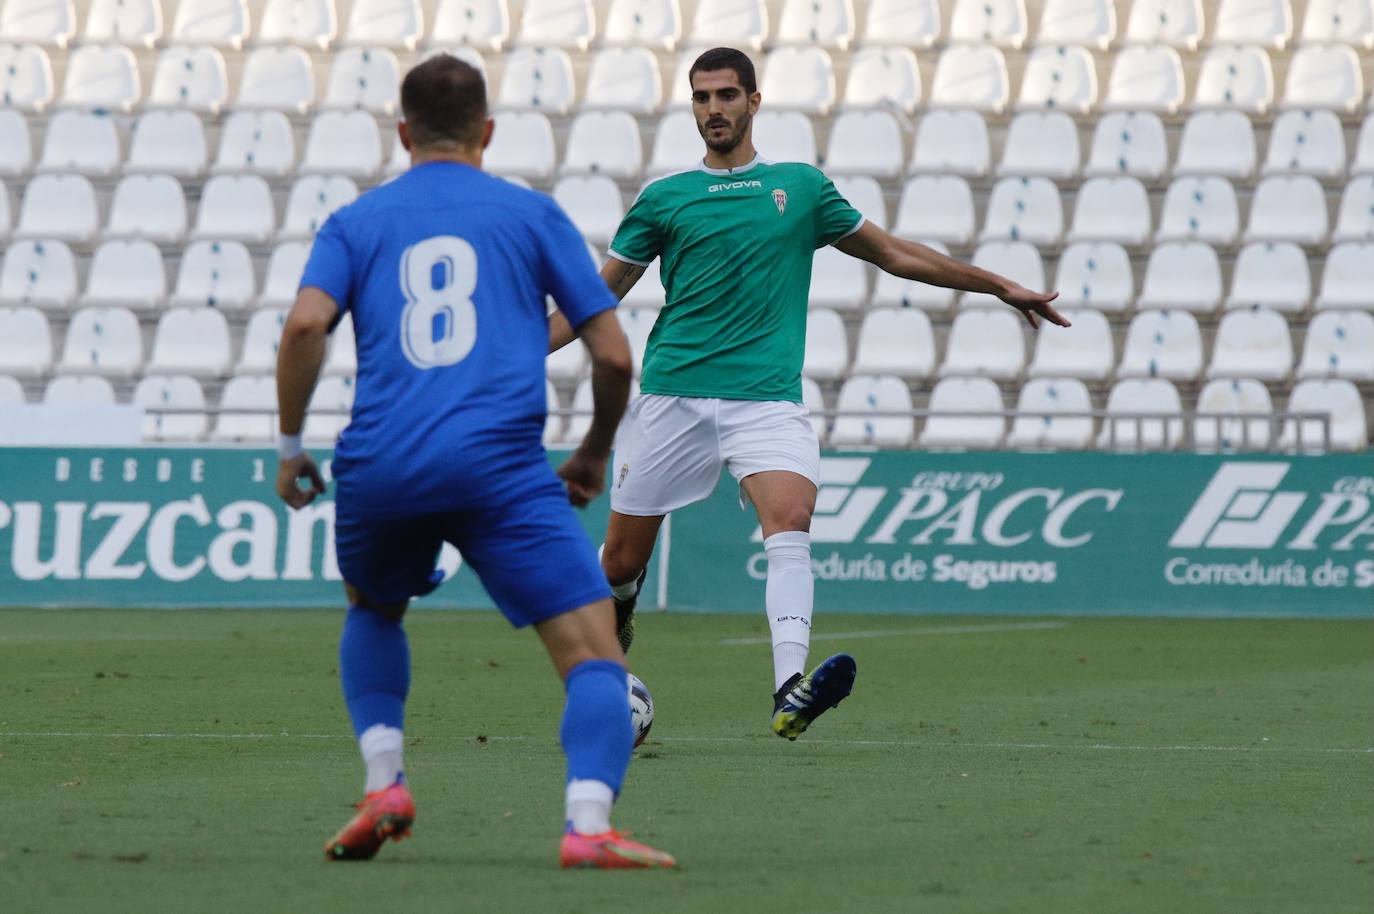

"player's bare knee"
[344,582,408,620]
[600,541,648,586]
[765,506,813,535]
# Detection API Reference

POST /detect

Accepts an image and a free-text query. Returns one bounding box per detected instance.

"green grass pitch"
[1,608,1370,914]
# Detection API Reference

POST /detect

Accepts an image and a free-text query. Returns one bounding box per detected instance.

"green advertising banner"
[0,448,1369,617]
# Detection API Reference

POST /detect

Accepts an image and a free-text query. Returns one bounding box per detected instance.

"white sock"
[565,778,614,835]
[359,723,405,793]
[764,530,814,692]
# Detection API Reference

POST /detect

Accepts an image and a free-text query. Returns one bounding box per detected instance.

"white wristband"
[278,433,304,460]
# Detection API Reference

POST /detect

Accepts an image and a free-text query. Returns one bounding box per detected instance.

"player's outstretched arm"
[547,257,648,354]
[275,287,337,509]
[835,222,1070,330]
[556,309,633,507]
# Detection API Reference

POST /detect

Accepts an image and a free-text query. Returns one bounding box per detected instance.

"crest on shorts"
[617,462,630,489]
[772,189,787,215]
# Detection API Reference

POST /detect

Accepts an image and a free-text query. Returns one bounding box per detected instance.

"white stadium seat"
[911,110,990,177]
[1213,0,1292,48]
[851,309,935,378]
[647,111,700,175]
[616,255,664,307]
[429,0,508,49]
[127,110,207,176]
[1314,242,1374,309]
[484,112,554,180]
[894,176,975,246]
[618,307,657,377]
[0,108,29,174]
[517,0,593,49]
[1156,177,1239,245]
[801,376,826,443]
[980,176,1062,246]
[1027,308,1114,380]
[344,0,421,48]
[280,175,358,240]
[842,47,920,113]
[135,374,207,441]
[918,377,1006,449]
[604,0,680,49]
[1193,378,1274,451]
[0,375,25,402]
[1137,242,1222,312]
[1054,241,1133,312]
[0,43,54,111]
[833,176,886,230]
[36,110,118,176]
[1262,109,1346,178]
[1016,45,1096,113]
[237,308,286,373]
[1006,377,1094,450]
[260,241,309,308]
[324,313,356,375]
[949,0,1027,46]
[801,308,848,380]
[1279,379,1368,452]
[1174,111,1256,178]
[1103,45,1184,113]
[147,45,227,114]
[1098,378,1183,450]
[1281,44,1363,112]
[60,44,139,112]
[998,111,1080,178]
[930,44,1009,113]
[1225,241,1310,311]
[323,48,400,114]
[1084,111,1167,180]
[761,47,835,115]
[1124,0,1202,49]
[1193,45,1274,114]
[1118,309,1204,379]
[0,239,76,306]
[305,375,354,443]
[1332,176,1374,242]
[563,111,643,178]
[831,374,915,448]
[1037,0,1114,48]
[259,0,336,49]
[809,246,867,310]
[497,47,574,114]
[1066,177,1151,247]
[192,175,274,243]
[961,241,1044,309]
[106,175,186,243]
[862,0,940,47]
[1208,306,1293,380]
[85,0,161,47]
[824,111,902,179]
[546,337,586,382]
[0,306,50,375]
[237,47,314,115]
[689,0,767,49]
[0,0,74,46]
[752,111,816,165]
[44,375,115,405]
[170,0,249,48]
[82,239,165,307]
[213,110,295,176]
[583,48,661,114]
[777,0,853,48]
[170,240,255,309]
[553,175,624,245]
[1301,0,1374,47]
[941,308,1025,379]
[300,111,381,177]
[1244,175,1328,245]
[211,375,276,442]
[871,240,956,312]
[1296,310,1374,380]
[58,306,141,376]
[148,307,232,377]
[665,47,705,108]
[15,173,96,243]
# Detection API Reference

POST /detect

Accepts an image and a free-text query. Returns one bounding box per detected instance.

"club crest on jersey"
[772,189,787,215]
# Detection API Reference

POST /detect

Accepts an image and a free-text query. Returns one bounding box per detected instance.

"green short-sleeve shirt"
[609,158,864,403]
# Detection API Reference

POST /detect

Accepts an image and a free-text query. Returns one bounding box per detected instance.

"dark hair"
[401,54,489,148]
[688,47,757,95]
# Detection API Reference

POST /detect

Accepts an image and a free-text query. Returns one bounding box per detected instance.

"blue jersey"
[300,162,616,518]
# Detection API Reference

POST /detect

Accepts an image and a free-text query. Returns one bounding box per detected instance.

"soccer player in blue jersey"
[273,55,675,869]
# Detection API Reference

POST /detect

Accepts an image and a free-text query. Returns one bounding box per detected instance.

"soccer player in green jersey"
[549,47,1069,740]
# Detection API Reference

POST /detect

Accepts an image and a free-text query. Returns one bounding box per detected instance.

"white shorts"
[610,394,821,516]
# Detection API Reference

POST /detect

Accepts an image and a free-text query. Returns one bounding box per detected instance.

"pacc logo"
[1170,462,1374,551]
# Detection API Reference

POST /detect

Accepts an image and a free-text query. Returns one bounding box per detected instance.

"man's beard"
[701,112,750,154]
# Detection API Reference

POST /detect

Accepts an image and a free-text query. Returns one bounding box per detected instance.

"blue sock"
[339,605,410,738]
[560,659,632,794]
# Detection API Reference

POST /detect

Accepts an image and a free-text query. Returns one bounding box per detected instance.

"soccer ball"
[628,673,654,748]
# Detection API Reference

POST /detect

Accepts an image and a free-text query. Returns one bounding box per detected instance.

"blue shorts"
[334,476,611,627]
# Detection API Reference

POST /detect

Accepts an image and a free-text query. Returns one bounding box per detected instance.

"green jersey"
[608,157,864,403]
